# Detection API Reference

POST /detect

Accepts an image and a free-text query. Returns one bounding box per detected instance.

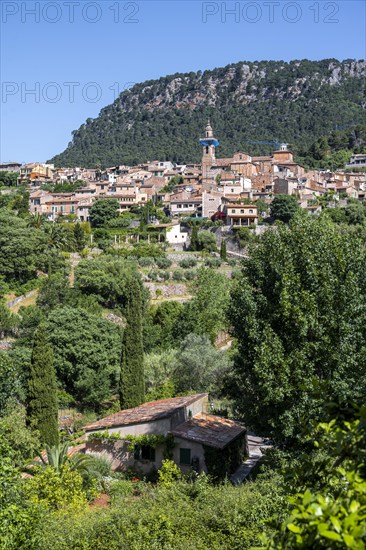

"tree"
[36,274,70,312]
[73,222,86,252]
[12,190,30,216]
[190,225,199,251]
[229,215,366,445]
[220,240,227,261]
[0,434,41,548]
[119,279,144,409]
[266,404,366,549]
[0,403,40,467]
[0,301,19,338]
[144,349,177,399]
[27,212,47,229]
[182,268,230,342]
[27,324,59,447]
[0,171,18,187]
[151,301,184,349]
[89,199,119,228]
[74,256,143,309]
[270,194,300,223]
[43,223,69,251]
[46,307,121,406]
[345,203,365,225]
[0,352,23,415]
[0,212,47,283]
[173,333,231,395]
[197,230,217,252]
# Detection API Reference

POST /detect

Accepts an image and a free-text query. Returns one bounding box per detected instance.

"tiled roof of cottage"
[171,413,246,449]
[84,394,208,431]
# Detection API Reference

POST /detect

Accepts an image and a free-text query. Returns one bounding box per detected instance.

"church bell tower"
[200,121,219,184]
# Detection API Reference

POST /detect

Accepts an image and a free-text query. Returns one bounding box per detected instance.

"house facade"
[223,204,258,226]
[84,394,247,477]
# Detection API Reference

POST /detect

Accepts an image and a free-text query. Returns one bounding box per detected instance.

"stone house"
[84,394,247,477]
[223,204,258,226]
[170,191,202,217]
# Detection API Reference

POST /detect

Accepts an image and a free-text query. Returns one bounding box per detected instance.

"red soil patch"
[90,493,110,509]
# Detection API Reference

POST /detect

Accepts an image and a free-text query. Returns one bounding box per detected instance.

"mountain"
[49,59,366,168]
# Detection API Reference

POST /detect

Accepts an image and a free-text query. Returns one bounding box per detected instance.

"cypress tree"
[220,240,227,261]
[190,225,199,251]
[73,222,85,252]
[28,324,59,446]
[119,279,144,409]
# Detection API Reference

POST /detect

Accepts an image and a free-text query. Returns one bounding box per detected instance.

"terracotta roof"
[84,394,208,431]
[171,413,246,449]
[252,156,272,162]
[215,158,233,167]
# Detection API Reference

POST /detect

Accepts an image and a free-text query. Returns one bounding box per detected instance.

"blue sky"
[1,0,365,163]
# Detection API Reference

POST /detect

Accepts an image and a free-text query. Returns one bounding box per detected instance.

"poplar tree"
[220,240,227,261]
[190,225,199,251]
[119,279,144,409]
[27,324,59,446]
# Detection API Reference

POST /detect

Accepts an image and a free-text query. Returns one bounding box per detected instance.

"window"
[240,209,244,213]
[231,209,236,213]
[249,209,253,214]
[141,445,155,461]
[180,448,191,465]
[134,445,156,462]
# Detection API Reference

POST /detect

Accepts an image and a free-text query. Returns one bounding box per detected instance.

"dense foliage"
[230,213,366,444]
[89,199,120,228]
[270,194,300,223]
[47,307,122,407]
[34,475,285,549]
[48,59,366,167]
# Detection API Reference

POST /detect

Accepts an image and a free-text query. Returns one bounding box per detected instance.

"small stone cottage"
[84,393,247,478]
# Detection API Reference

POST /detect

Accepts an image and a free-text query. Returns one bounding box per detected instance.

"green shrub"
[159,271,170,281]
[88,454,112,478]
[204,257,221,268]
[179,258,197,268]
[227,258,238,267]
[138,257,154,268]
[231,269,242,279]
[36,475,285,549]
[184,270,197,281]
[147,271,159,282]
[172,271,184,281]
[109,479,134,504]
[155,257,172,269]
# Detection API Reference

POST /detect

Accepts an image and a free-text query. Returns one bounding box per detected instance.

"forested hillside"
[48,59,366,167]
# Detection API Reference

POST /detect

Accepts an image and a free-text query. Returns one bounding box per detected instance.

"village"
[2,122,366,242]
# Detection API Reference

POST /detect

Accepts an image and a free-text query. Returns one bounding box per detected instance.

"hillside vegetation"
[48,59,366,167]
